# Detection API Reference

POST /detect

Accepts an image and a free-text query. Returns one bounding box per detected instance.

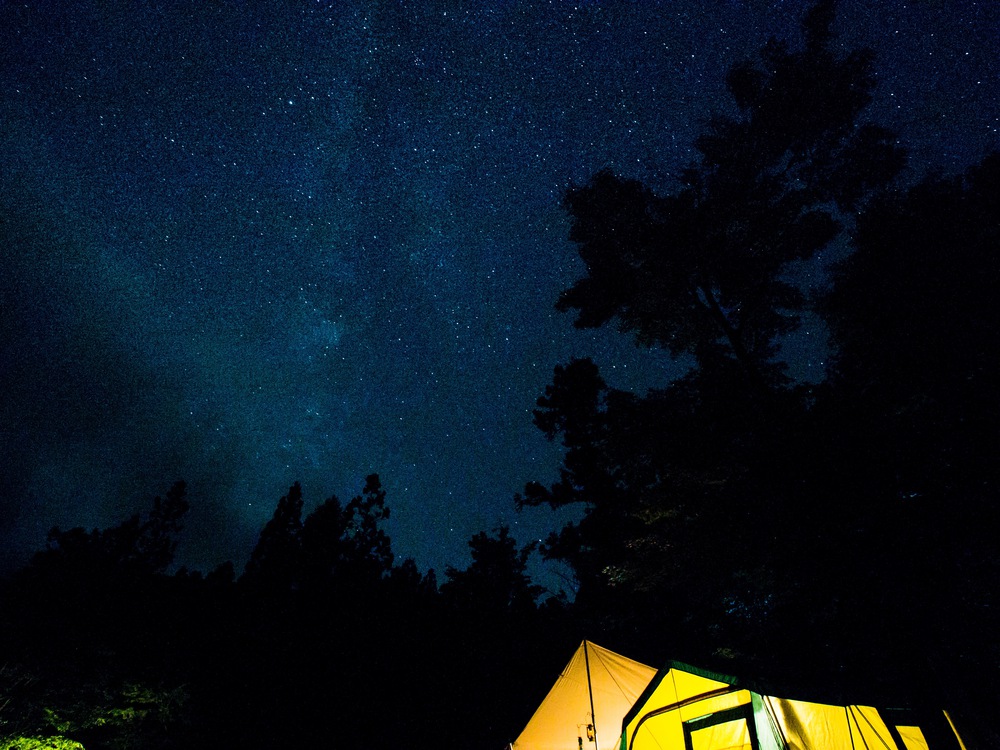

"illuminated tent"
[620,661,968,750]
[511,641,657,750]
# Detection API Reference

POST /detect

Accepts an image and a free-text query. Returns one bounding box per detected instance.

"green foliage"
[39,682,188,741]
[0,737,85,750]
[0,665,187,750]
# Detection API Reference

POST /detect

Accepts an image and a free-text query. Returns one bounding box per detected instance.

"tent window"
[682,704,758,750]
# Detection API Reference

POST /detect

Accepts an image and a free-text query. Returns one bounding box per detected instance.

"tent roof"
[511,641,657,750]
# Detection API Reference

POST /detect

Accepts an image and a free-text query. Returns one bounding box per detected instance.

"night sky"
[2,0,997,581]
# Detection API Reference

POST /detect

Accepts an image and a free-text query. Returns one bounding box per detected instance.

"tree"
[241,482,304,591]
[242,475,394,593]
[823,154,1000,491]
[820,155,1000,555]
[441,526,542,615]
[135,480,190,574]
[817,153,1000,721]
[33,481,189,578]
[556,0,902,388]
[300,474,394,590]
[521,0,909,664]
[1,486,195,749]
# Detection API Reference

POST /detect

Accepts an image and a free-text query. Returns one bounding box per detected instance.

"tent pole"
[583,640,599,750]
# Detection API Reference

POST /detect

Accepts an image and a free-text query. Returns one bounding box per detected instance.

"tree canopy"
[556,0,904,388]
[522,1,999,729]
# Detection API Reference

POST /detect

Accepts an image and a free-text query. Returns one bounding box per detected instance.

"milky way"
[2,0,997,583]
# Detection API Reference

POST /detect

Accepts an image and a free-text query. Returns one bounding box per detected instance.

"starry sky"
[2,0,997,581]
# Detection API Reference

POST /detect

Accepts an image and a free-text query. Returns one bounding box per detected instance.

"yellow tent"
[621,661,968,750]
[512,641,657,750]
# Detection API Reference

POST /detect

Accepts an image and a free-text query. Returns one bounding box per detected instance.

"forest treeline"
[0,476,571,749]
[2,1,998,747]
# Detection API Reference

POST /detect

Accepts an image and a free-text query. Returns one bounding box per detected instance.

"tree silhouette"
[300,473,394,590]
[240,475,395,597]
[34,480,189,578]
[557,0,903,388]
[520,0,933,674]
[1,486,196,749]
[241,482,303,591]
[824,154,1000,463]
[441,526,542,615]
[816,154,1000,718]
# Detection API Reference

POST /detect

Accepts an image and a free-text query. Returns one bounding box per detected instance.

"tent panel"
[651,668,735,707]
[513,642,657,750]
[627,689,754,750]
[897,726,929,750]
[589,644,664,749]
[764,698,899,749]
[690,720,753,750]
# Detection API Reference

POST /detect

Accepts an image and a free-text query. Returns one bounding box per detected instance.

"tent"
[620,660,968,750]
[511,641,657,750]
